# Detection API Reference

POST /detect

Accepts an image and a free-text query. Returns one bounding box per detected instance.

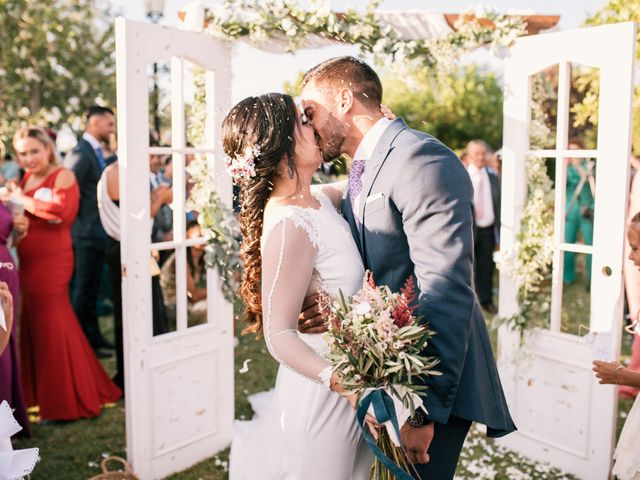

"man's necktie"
[348,159,366,228]
[96,146,106,172]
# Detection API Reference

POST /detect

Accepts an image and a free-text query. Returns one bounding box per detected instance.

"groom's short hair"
[302,56,382,109]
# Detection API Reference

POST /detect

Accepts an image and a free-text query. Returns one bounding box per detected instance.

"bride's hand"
[331,372,380,439]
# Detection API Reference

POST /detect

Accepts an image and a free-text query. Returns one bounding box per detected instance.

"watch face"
[408,410,424,427]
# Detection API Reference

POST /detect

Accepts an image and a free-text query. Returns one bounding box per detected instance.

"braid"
[222,94,297,335]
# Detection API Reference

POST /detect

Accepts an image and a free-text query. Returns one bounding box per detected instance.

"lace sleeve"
[261,213,333,387]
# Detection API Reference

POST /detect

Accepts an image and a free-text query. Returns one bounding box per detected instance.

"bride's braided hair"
[222,93,298,335]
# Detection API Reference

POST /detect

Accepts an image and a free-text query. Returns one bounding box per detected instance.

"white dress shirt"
[351,117,393,216]
[82,131,102,152]
[467,164,495,228]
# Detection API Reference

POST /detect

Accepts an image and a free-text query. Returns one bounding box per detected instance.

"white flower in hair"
[225,144,260,180]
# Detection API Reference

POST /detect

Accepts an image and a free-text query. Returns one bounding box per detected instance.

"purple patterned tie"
[348,159,366,228]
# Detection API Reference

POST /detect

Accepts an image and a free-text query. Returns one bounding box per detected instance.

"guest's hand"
[0,281,13,324]
[593,360,624,385]
[154,185,173,205]
[8,186,24,202]
[380,104,396,120]
[298,293,327,334]
[401,421,434,464]
[12,213,28,243]
[0,282,12,355]
[13,213,28,235]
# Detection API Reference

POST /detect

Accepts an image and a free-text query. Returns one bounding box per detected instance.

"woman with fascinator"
[226,93,375,479]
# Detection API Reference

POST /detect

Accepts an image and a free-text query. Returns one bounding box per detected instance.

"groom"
[299,57,516,479]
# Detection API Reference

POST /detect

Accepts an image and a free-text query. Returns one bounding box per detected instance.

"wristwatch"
[407,407,428,428]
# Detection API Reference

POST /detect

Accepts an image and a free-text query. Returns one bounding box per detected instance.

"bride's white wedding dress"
[229,191,373,479]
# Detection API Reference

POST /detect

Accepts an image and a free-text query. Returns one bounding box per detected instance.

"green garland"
[187,1,529,302]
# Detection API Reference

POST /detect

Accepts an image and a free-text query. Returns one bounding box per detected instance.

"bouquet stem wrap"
[357,389,414,480]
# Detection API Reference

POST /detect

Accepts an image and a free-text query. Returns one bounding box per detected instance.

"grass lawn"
[14,287,632,480]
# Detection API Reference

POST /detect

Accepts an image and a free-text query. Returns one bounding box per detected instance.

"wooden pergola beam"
[444,14,561,36]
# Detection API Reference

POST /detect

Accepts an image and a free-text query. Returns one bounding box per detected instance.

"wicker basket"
[88,456,139,480]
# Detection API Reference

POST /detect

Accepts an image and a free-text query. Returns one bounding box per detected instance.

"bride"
[225,93,375,479]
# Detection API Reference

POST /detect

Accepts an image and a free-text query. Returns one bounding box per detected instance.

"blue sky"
[111,0,608,101]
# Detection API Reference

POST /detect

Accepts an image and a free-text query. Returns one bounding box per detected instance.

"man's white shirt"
[82,131,102,153]
[351,117,393,218]
[467,164,495,228]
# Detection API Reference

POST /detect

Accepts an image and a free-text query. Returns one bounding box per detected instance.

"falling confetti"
[239,358,252,374]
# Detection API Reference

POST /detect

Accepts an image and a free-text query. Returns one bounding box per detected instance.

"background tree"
[0,0,116,154]
[383,65,503,151]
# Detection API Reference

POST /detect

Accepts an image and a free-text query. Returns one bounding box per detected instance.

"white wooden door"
[115,18,233,480]
[498,22,636,479]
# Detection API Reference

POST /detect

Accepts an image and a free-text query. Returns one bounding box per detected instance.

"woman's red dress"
[18,167,121,420]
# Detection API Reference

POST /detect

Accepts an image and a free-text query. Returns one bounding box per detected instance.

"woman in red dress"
[11,127,121,421]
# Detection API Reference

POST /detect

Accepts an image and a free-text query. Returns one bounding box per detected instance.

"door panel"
[498,22,636,479]
[115,18,233,479]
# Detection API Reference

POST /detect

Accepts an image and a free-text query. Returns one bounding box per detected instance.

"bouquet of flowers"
[319,272,441,480]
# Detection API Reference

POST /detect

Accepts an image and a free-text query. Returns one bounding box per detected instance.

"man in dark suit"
[64,106,115,357]
[466,140,501,314]
[300,57,515,479]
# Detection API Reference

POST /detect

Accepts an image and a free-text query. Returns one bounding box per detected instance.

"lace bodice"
[260,192,364,386]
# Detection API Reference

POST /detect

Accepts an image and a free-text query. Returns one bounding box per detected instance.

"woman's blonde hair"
[12,127,59,165]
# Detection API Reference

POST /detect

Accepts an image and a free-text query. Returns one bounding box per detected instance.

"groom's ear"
[337,88,354,114]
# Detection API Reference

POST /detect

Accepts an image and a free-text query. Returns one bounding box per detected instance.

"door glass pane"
[563,155,596,250]
[558,150,596,336]
[560,250,591,336]
[186,222,208,328]
[155,247,177,334]
[529,65,559,150]
[184,61,207,147]
[147,59,172,144]
[569,63,600,150]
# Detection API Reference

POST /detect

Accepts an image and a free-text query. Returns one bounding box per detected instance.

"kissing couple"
[226,56,516,480]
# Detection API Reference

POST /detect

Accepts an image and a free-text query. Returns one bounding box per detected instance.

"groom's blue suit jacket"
[342,118,516,437]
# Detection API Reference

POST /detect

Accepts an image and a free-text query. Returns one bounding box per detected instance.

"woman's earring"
[288,158,295,179]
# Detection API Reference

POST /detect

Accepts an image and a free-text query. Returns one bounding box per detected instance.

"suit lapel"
[356,118,408,250]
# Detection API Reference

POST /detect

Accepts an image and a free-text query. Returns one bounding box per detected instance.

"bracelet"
[614,365,625,385]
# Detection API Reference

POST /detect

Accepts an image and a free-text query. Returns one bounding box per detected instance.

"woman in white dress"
[225,93,373,479]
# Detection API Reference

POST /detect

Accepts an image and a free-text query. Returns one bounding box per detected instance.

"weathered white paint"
[115,18,233,480]
[498,22,636,479]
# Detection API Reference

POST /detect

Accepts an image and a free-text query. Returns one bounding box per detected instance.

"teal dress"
[563,160,595,284]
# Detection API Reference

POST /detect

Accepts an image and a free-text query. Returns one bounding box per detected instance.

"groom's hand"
[401,421,435,464]
[298,293,328,334]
